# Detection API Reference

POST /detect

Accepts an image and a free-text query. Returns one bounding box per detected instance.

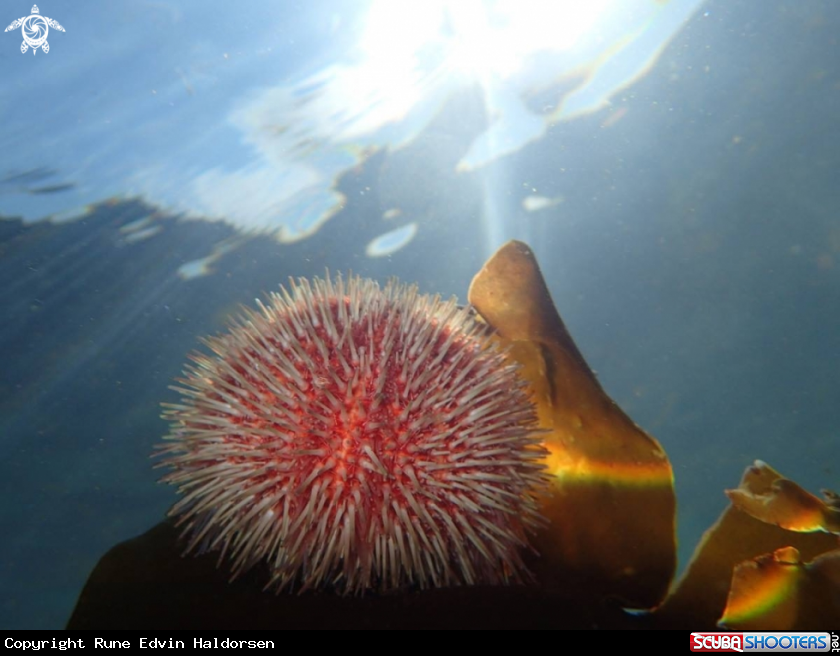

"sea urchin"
[158,274,546,593]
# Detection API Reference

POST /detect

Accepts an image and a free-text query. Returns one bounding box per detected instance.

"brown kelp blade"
[655,461,839,628]
[68,520,640,629]
[727,471,840,535]
[468,240,676,608]
[720,546,840,630]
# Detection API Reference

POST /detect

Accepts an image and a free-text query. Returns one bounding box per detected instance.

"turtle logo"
[5,5,64,55]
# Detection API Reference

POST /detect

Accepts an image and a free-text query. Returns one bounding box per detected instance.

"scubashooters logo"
[4,5,64,55]
[691,632,833,652]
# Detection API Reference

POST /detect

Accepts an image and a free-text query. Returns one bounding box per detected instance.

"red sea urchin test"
[158,275,546,593]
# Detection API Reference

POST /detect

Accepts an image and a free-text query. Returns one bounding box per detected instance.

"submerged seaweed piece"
[468,240,676,609]
[719,546,840,630]
[67,520,642,629]
[726,467,840,535]
[654,461,839,628]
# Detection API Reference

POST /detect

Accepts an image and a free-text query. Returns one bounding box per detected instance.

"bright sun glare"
[361,0,613,80]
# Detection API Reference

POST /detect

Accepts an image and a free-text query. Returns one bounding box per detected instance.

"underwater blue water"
[1,0,839,629]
